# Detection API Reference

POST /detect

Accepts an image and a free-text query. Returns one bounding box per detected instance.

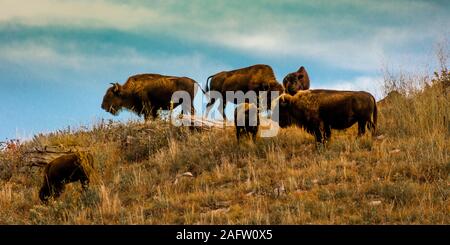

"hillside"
[0,70,448,224]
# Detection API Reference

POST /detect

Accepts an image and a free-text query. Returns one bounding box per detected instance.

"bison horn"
[273,93,286,102]
[270,93,287,111]
[111,82,120,93]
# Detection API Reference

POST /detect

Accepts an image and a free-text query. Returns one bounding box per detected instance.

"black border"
[0,225,448,243]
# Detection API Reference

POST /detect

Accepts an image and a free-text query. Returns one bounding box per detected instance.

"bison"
[282,66,310,95]
[101,74,203,120]
[204,64,284,119]
[234,103,259,143]
[273,90,377,143]
[39,153,93,203]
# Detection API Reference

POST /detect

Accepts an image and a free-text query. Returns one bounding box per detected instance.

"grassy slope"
[0,73,448,224]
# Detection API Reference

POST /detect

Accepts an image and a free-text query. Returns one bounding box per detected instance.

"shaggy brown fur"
[205,64,284,119]
[282,66,310,95]
[275,90,377,143]
[101,74,203,120]
[234,103,259,143]
[39,153,93,203]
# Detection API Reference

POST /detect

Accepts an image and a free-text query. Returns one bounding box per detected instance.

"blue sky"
[0,0,449,140]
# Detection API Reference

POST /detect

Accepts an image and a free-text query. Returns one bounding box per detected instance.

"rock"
[216,201,231,208]
[179,172,194,178]
[173,172,194,184]
[294,189,308,195]
[369,200,382,206]
[245,191,255,196]
[273,183,286,197]
[210,207,230,215]
[389,149,401,154]
[375,135,386,140]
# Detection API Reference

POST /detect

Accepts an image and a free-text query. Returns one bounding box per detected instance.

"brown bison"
[274,90,377,143]
[39,153,93,203]
[204,64,284,119]
[282,66,310,95]
[234,103,259,143]
[101,74,203,120]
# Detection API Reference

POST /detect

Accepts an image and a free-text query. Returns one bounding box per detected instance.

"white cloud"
[211,31,375,71]
[208,20,445,72]
[1,0,447,74]
[0,0,169,30]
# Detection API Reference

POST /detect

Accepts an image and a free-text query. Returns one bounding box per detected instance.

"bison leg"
[251,130,257,142]
[367,120,376,136]
[190,99,196,115]
[313,127,324,144]
[152,109,159,119]
[189,100,196,126]
[324,125,332,142]
[143,109,154,121]
[220,99,227,121]
[51,183,65,199]
[358,120,367,136]
[143,105,158,120]
[80,176,89,190]
[236,128,241,144]
[204,97,217,118]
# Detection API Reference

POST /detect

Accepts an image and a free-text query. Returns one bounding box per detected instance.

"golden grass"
[0,69,448,224]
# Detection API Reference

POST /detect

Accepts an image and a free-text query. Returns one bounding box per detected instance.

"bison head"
[271,94,295,128]
[39,184,50,203]
[255,82,285,111]
[101,83,124,115]
[283,66,310,95]
[266,82,284,107]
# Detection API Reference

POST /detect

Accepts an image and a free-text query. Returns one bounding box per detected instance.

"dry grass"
[0,68,448,224]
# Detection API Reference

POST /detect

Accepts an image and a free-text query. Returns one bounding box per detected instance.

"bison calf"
[39,153,93,203]
[234,103,259,143]
[274,90,377,143]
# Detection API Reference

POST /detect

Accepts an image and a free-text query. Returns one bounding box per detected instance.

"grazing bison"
[282,66,310,95]
[204,64,284,119]
[234,103,259,143]
[102,74,203,120]
[274,90,377,143]
[39,153,93,203]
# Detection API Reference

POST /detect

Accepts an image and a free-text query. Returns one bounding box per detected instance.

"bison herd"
[101,63,377,144]
[38,64,378,203]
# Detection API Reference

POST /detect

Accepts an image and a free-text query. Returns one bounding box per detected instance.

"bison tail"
[371,96,378,135]
[194,81,207,95]
[205,75,214,92]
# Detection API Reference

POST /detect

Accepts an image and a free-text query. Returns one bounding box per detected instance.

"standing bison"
[39,153,93,203]
[234,103,259,143]
[273,90,377,143]
[282,66,310,95]
[204,64,284,119]
[102,74,202,120]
